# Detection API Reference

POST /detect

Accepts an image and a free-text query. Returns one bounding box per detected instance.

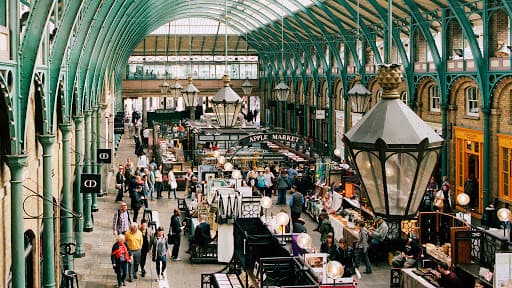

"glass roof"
[151,18,238,35]
[150,0,316,35]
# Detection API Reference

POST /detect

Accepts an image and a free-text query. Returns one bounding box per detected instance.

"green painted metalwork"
[48,1,84,123]
[39,134,57,288]
[73,115,85,258]
[59,123,74,270]
[66,0,103,116]
[83,110,93,232]
[17,0,54,150]
[5,155,28,288]
[91,109,98,212]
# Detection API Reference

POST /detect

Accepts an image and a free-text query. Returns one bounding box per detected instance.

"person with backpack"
[112,202,131,236]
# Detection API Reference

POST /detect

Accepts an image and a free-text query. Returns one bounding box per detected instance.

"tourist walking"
[276,170,289,205]
[115,165,126,202]
[111,234,131,287]
[289,185,304,224]
[154,164,163,199]
[355,221,372,274]
[139,220,152,278]
[169,209,186,260]
[112,202,131,236]
[124,223,143,281]
[168,168,178,199]
[151,227,169,281]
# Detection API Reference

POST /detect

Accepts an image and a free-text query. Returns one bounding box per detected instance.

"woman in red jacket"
[111,234,131,287]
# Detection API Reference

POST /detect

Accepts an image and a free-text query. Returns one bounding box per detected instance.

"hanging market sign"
[239,133,302,146]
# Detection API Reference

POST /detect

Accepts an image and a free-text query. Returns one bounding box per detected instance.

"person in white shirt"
[263,167,275,197]
[137,151,148,170]
[167,168,178,199]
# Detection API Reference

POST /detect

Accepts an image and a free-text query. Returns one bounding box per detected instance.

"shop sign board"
[315,109,326,119]
[239,133,301,146]
[97,149,112,163]
[80,174,101,193]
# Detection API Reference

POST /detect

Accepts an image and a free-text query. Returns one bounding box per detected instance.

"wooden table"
[329,215,359,246]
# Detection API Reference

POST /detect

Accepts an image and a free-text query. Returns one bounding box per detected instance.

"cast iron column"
[91,108,98,212]
[59,123,74,269]
[83,110,93,232]
[73,116,85,257]
[96,107,104,197]
[39,135,56,288]
[6,155,28,288]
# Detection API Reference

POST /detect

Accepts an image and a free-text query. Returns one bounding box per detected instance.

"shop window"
[501,147,512,201]
[428,85,440,112]
[400,91,408,105]
[465,86,479,116]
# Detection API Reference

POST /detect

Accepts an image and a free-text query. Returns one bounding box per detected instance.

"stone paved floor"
[74,132,392,288]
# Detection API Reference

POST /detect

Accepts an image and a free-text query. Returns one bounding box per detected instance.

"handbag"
[161,255,167,262]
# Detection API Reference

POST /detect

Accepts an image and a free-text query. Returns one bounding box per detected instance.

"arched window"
[428,84,440,112]
[465,86,480,116]
[400,91,408,105]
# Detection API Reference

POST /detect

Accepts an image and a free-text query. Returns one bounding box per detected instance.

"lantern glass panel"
[354,150,385,214]
[411,151,439,212]
[213,102,242,127]
[385,152,417,215]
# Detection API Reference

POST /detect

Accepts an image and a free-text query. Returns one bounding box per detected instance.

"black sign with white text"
[97,149,112,163]
[80,174,101,193]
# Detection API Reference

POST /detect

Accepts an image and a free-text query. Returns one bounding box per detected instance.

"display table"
[212,273,243,288]
[329,215,359,246]
[401,268,439,288]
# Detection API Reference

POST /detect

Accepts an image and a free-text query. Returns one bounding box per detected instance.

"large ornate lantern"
[182,76,199,107]
[348,76,372,113]
[241,78,254,96]
[211,74,243,128]
[343,64,443,219]
[274,78,290,102]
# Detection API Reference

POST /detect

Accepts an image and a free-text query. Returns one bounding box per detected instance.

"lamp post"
[211,75,243,128]
[456,192,471,223]
[296,232,313,264]
[260,196,272,222]
[343,64,443,219]
[276,211,289,245]
[326,260,344,287]
[347,76,372,114]
[242,78,254,96]
[182,76,199,120]
[497,207,511,238]
[232,169,242,189]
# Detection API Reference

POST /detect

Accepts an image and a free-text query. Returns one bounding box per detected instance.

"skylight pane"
[150,18,238,35]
